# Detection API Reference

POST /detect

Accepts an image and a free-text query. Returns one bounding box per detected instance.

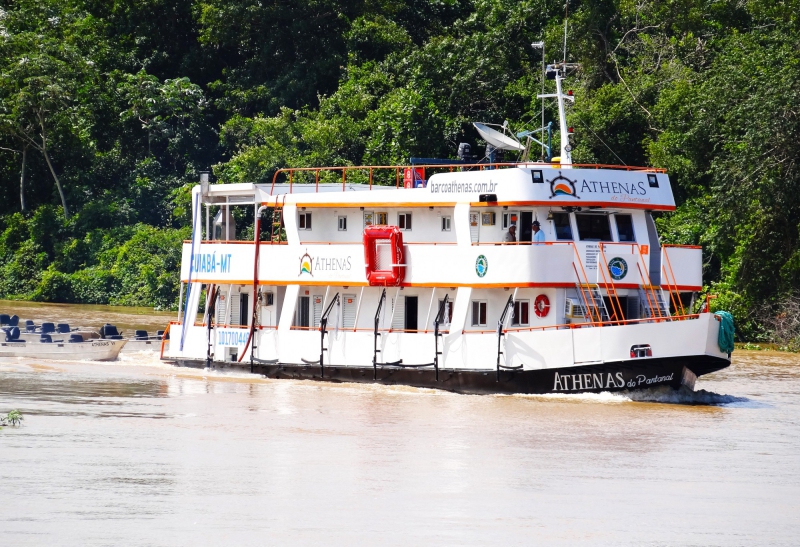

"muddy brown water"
[0,303,799,545]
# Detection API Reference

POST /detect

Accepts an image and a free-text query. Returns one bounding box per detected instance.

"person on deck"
[532,220,546,243]
[504,225,517,243]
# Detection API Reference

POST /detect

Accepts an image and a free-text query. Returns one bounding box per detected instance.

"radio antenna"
[563,1,569,64]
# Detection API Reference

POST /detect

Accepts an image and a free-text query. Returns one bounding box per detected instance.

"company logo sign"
[475,255,488,277]
[607,257,628,280]
[299,250,354,278]
[299,251,313,276]
[548,171,579,199]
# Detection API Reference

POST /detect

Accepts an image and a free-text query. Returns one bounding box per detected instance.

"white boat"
[162,61,732,395]
[0,330,127,361]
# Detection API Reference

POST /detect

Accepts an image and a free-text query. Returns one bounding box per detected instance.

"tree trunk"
[37,110,69,218]
[41,147,69,219]
[20,144,27,213]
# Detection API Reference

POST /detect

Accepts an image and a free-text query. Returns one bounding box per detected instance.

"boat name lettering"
[217,329,248,347]
[192,253,233,274]
[626,373,674,388]
[429,181,498,194]
[553,371,624,391]
[314,256,352,271]
[580,180,648,196]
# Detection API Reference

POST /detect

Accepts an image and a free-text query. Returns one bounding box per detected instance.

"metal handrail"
[269,162,667,195]
[318,292,340,378]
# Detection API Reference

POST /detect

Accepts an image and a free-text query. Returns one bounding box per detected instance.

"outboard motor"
[25,320,36,333]
[4,327,23,342]
[100,324,123,339]
[57,323,70,334]
[41,322,55,334]
[135,330,149,340]
[9,315,19,327]
[0,314,10,325]
[458,142,476,163]
[40,334,52,343]
[68,334,84,343]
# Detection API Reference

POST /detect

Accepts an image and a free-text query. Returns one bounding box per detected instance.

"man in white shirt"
[532,220,545,242]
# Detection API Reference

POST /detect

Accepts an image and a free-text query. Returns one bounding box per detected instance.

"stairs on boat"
[638,286,670,318]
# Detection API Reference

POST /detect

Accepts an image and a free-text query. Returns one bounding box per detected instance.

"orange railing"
[268,163,667,195]
[597,244,625,321]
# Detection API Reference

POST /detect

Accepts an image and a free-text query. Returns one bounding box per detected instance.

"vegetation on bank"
[0,409,23,429]
[0,0,799,344]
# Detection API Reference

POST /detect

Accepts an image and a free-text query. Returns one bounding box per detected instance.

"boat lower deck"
[171,354,729,395]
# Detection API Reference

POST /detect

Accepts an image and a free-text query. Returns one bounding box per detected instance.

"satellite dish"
[473,122,526,152]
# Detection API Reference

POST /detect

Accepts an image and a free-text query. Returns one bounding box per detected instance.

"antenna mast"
[537,2,578,166]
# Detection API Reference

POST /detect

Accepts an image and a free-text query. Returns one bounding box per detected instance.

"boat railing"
[465,313,702,334]
[269,163,667,195]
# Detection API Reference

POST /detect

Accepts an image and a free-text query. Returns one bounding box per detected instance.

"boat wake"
[624,385,753,406]
[511,385,753,407]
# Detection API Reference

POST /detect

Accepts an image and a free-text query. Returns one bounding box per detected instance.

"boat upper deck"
[202,163,675,212]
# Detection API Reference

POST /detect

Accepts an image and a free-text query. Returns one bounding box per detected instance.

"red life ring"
[363,225,405,286]
[534,294,550,317]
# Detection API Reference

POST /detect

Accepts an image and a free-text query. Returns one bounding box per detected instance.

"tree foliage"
[0,0,798,337]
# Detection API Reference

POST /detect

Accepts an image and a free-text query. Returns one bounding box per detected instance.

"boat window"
[398,212,412,230]
[481,212,496,226]
[552,212,573,240]
[437,299,453,324]
[338,215,347,231]
[376,212,388,225]
[298,212,312,230]
[615,214,635,242]
[512,300,530,326]
[471,301,487,327]
[575,213,612,241]
[441,216,451,231]
[502,212,518,230]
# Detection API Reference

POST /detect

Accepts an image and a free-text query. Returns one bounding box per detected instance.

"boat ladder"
[638,286,669,319]
[575,283,610,323]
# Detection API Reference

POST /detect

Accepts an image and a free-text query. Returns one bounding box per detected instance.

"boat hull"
[170,354,729,395]
[0,339,127,361]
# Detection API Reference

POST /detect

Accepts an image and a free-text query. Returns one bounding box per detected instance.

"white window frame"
[502,211,519,231]
[298,211,312,231]
[437,298,453,325]
[511,300,530,326]
[398,212,412,231]
[441,216,451,231]
[338,215,347,231]
[471,300,488,327]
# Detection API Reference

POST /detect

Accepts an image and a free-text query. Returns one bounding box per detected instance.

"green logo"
[608,257,628,280]
[475,255,488,277]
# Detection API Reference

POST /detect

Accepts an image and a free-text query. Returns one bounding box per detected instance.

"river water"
[0,303,799,545]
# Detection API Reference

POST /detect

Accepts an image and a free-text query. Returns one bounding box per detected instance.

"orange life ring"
[534,294,550,317]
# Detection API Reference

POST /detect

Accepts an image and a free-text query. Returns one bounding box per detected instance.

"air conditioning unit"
[565,298,586,320]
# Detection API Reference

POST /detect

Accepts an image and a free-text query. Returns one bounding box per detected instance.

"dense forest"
[0,0,798,343]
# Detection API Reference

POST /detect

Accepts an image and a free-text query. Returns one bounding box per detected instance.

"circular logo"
[475,255,488,278]
[608,257,628,280]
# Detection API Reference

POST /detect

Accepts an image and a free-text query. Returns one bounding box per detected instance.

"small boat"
[0,326,127,361]
[120,329,169,352]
